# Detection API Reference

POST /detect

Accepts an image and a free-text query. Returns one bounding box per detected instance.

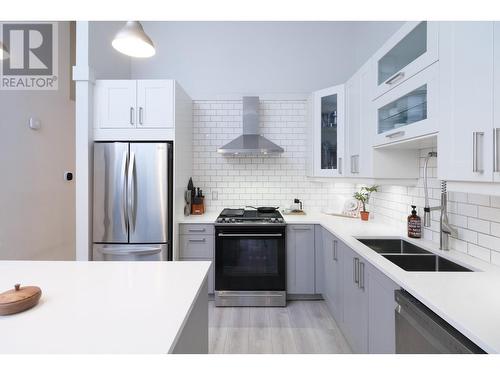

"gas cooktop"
[216,208,285,224]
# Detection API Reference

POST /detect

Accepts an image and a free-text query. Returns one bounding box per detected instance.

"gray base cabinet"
[341,244,369,354]
[320,227,399,354]
[179,224,215,294]
[286,225,315,294]
[322,229,343,323]
[367,262,398,353]
[314,225,324,294]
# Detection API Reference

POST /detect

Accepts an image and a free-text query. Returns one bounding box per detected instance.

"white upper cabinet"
[345,61,373,177]
[438,22,495,182]
[94,80,137,129]
[372,62,439,147]
[94,80,174,130]
[372,21,439,99]
[308,84,345,177]
[136,80,174,128]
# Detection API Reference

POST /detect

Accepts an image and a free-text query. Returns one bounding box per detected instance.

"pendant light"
[0,41,8,60]
[112,21,155,58]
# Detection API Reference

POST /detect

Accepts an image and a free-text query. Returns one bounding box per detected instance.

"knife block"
[191,197,205,215]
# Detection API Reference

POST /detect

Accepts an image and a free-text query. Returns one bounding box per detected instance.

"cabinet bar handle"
[188,238,206,243]
[353,257,360,285]
[129,107,134,125]
[333,240,338,261]
[385,130,405,139]
[338,157,343,175]
[350,154,359,174]
[359,262,365,290]
[385,71,405,85]
[139,107,144,125]
[494,128,500,173]
[473,131,485,173]
[291,226,311,231]
[188,228,206,233]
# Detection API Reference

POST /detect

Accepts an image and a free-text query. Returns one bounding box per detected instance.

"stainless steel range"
[214,208,286,307]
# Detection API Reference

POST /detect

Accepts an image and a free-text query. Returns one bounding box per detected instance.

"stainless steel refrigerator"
[92,142,172,261]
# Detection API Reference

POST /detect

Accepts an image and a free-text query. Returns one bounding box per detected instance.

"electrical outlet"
[212,190,218,201]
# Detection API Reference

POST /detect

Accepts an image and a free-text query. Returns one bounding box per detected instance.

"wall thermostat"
[64,172,73,181]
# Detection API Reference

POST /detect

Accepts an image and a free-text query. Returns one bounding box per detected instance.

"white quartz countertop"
[0,261,211,354]
[181,210,500,353]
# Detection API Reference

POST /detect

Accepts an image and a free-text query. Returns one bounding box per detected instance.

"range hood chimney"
[217,96,284,156]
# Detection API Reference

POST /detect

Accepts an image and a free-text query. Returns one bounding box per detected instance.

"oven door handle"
[217,233,283,237]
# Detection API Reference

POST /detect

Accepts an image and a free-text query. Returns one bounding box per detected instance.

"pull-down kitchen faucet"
[422,151,457,250]
[423,152,439,226]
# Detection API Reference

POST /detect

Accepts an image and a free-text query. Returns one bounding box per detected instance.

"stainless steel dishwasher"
[395,290,485,354]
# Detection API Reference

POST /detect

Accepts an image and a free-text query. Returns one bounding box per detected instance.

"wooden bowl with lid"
[0,284,42,316]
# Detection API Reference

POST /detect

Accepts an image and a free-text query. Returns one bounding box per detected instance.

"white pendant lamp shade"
[0,41,8,60]
[112,21,155,58]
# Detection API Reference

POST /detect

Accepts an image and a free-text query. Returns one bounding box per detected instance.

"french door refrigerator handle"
[127,151,136,233]
[121,151,128,233]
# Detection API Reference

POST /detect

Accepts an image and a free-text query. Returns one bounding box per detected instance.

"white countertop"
[180,210,500,353]
[0,261,211,354]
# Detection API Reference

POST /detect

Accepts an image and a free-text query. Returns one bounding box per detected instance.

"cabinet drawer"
[179,224,214,235]
[179,235,214,259]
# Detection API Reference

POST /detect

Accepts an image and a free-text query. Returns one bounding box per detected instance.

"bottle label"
[408,219,421,238]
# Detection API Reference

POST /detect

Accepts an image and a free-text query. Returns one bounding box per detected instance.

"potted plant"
[353,185,378,221]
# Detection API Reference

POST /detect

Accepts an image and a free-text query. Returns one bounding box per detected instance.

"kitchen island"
[0,260,211,354]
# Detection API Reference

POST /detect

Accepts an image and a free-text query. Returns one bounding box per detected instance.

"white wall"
[130,21,403,98]
[0,22,75,260]
[89,21,131,79]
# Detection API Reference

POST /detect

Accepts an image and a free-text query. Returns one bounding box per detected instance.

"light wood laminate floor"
[209,300,352,354]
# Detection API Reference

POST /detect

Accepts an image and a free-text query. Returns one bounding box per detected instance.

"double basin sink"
[357,239,472,272]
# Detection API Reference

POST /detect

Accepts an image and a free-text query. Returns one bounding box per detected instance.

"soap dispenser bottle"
[408,205,422,238]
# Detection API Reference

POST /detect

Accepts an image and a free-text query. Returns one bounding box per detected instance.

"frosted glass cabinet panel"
[321,94,338,170]
[372,63,438,147]
[378,22,427,85]
[378,85,427,134]
[372,21,438,99]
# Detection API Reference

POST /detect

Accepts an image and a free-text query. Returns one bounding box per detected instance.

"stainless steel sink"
[357,239,472,272]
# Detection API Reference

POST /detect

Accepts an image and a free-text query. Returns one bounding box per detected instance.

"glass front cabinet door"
[372,21,439,99]
[310,85,345,177]
[372,62,438,146]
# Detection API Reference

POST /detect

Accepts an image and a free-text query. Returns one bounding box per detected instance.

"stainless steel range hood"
[217,96,284,155]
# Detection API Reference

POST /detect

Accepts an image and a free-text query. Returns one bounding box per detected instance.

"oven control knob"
[270,218,276,222]
[230,218,236,223]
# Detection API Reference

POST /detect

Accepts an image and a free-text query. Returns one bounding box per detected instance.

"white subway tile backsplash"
[478,206,500,223]
[192,99,355,213]
[468,243,491,262]
[467,217,490,234]
[371,147,500,265]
